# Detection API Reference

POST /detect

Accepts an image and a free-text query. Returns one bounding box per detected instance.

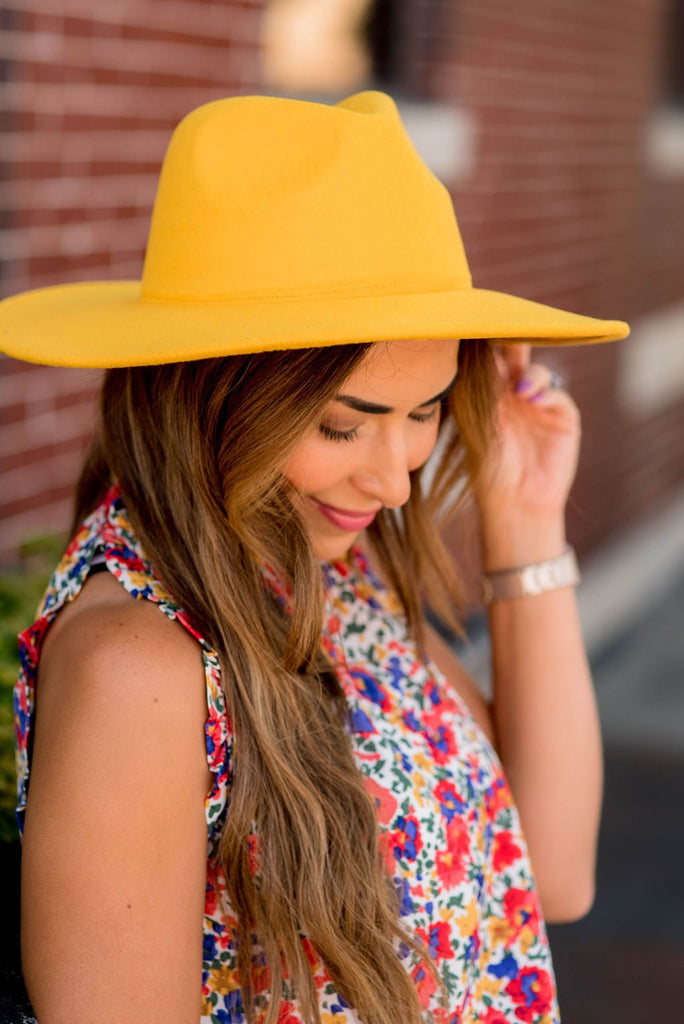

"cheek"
[283,421,442,491]
[281,437,353,493]
[408,421,442,472]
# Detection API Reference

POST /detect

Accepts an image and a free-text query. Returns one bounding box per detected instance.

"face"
[282,337,460,561]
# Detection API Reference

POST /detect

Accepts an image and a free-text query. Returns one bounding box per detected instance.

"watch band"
[479,544,580,604]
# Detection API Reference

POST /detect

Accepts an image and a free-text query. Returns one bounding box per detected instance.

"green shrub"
[0,535,66,841]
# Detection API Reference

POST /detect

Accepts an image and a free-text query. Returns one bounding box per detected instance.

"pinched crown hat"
[0,90,629,368]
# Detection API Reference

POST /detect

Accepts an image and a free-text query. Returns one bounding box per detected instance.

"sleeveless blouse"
[14,486,560,1024]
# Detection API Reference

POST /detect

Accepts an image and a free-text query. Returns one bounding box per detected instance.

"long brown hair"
[72,339,500,1024]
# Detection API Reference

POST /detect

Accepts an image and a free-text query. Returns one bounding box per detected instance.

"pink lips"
[311,498,379,532]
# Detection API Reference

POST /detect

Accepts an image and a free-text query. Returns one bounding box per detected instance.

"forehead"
[340,338,460,403]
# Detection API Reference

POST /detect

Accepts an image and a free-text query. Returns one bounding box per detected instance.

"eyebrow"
[334,370,459,415]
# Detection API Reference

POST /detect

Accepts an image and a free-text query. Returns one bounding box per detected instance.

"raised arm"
[472,343,602,923]
[21,577,212,1024]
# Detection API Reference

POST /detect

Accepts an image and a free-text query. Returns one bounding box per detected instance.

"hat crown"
[141,91,472,303]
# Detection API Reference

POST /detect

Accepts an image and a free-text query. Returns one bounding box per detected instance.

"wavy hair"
[71,339,500,1024]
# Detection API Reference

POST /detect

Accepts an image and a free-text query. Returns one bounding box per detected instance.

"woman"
[3,91,629,1024]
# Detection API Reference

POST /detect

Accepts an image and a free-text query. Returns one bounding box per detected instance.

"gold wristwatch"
[479,545,580,605]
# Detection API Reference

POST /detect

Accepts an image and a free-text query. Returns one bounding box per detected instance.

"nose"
[351,436,412,510]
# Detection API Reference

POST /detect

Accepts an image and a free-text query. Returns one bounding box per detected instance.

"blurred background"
[0,0,682,1019]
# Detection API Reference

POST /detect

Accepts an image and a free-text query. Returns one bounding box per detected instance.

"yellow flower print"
[518,924,536,955]
[489,917,513,946]
[473,970,502,1001]
[413,750,434,772]
[207,964,240,996]
[124,569,155,592]
[456,897,479,937]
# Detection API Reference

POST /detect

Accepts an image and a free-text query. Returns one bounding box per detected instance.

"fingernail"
[514,377,532,393]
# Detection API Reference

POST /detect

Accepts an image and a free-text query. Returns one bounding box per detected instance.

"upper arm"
[423,622,497,749]
[21,597,212,1024]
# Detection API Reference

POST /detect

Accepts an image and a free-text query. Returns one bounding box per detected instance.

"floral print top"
[15,485,560,1024]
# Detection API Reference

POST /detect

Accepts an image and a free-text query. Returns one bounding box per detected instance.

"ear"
[494,342,531,385]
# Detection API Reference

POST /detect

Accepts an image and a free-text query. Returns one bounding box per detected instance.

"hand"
[474,343,582,527]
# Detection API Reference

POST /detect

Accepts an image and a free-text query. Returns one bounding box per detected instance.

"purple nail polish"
[514,377,532,393]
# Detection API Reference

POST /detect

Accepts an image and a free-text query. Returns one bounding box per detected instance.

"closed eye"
[318,424,360,442]
[408,405,439,424]
[318,404,440,442]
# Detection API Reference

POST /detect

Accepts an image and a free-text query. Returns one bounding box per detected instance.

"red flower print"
[492,830,522,871]
[205,877,218,916]
[174,609,205,643]
[277,998,301,1022]
[480,1008,509,1024]
[18,618,48,671]
[363,776,398,825]
[416,920,454,961]
[326,613,342,636]
[434,779,467,823]
[484,774,514,819]
[250,963,272,996]
[502,888,541,947]
[301,936,318,968]
[504,966,555,1023]
[248,832,260,875]
[206,714,225,766]
[16,683,29,714]
[410,961,439,1008]
[390,814,423,862]
[378,830,395,875]
[423,708,459,764]
[435,817,470,888]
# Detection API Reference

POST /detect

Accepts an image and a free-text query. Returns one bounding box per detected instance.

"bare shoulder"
[34,570,213,797]
[39,571,207,716]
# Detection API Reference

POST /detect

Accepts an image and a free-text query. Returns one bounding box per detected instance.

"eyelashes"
[318,406,439,443]
[319,424,360,442]
[410,408,440,424]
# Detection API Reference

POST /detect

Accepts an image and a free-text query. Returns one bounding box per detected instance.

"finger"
[512,362,557,398]
[526,389,580,429]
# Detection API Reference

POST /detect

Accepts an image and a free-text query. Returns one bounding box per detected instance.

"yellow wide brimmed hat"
[0,90,629,368]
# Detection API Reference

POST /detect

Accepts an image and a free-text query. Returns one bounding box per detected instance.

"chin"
[311,532,357,563]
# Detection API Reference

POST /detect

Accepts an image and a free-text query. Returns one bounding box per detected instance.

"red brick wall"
[0,0,266,559]
[403,0,684,554]
[1,0,683,564]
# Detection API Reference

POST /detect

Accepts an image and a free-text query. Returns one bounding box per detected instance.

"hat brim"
[0,280,630,369]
